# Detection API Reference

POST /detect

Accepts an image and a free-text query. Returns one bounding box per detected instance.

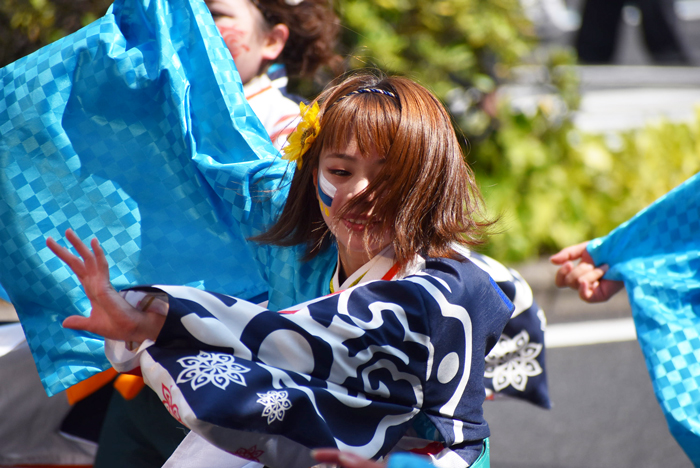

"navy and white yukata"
[106,253,513,467]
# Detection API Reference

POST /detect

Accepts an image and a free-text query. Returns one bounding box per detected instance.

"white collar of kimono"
[330,245,425,292]
[243,73,273,100]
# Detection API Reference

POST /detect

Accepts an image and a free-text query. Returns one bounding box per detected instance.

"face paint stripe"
[319,200,330,217]
[318,171,336,209]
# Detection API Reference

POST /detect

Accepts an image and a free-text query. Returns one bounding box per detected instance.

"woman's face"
[314,138,394,268]
[206,0,273,84]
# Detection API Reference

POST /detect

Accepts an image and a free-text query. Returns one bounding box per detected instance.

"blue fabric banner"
[0,0,279,396]
[588,172,700,466]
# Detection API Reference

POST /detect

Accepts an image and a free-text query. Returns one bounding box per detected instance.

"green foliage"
[0,0,111,67]
[338,0,535,99]
[477,107,700,262]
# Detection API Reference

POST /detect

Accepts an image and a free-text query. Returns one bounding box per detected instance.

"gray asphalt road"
[486,341,691,468]
[485,260,692,468]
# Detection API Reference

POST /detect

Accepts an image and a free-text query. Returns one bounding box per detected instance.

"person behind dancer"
[90,1,342,466]
[207,0,341,148]
[48,72,514,468]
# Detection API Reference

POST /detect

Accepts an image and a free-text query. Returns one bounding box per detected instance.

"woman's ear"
[261,24,289,61]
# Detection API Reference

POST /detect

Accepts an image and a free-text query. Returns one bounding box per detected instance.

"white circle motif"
[258,330,315,375]
[437,352,460,384]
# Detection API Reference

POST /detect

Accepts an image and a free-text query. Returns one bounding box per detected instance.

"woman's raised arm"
[47,229,166,343]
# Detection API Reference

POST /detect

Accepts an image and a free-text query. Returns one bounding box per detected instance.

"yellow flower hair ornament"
[282,101,320,169]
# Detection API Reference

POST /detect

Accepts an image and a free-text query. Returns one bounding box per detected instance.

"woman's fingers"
[553,242,627,304]
[551,242,624,303]
[47,229,167,343]
[47,229,102,278]
[91,237,110,275]
[549,241,589,265]
[311,448,340,464]
[47,236,86,276]
[555,260,603,290]
[65,228,98,269]
[568,262,603,287]
[48,229,111,282]
[62,314,94,333]
[575,265,606,300]
[553,260,574,288]
[584,277,625,303]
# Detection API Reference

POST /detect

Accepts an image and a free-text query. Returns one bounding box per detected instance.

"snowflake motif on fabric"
[161,384,183,423]
[256,390,292,424]
[234,445,264,462]
[485,330,543,392]
[176,351,250,391]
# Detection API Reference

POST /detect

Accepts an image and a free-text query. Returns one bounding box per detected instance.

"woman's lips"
[342,216,373,232]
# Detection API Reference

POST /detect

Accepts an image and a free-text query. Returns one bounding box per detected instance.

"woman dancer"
[49,72,515,467]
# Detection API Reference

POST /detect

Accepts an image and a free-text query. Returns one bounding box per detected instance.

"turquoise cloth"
[0,0,335,396]
[386,439,489,468]
[588,172,700,466]
[387,453,436,468]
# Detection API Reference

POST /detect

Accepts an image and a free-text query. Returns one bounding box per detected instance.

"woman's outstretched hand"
[550,241,624,303]
[47,229,166,343]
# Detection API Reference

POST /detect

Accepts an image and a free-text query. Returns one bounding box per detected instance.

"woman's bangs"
[317,94,399,158]
[352,97,399,159]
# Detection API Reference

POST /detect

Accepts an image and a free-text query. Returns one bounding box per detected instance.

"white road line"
[545,317,637,348]
[0,322,25,357]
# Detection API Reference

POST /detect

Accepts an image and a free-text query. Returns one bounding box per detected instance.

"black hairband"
[331,88,399,107]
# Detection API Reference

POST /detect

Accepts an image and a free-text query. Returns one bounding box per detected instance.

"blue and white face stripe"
[318,171,336,216]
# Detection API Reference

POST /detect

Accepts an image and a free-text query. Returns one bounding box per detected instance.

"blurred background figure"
[521,0,699,65]
[575,0,691,64]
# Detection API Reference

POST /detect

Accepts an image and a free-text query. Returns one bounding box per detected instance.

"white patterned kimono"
[106,248,514,467]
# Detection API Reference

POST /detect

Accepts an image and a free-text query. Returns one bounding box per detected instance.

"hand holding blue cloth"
[587,172,700,466]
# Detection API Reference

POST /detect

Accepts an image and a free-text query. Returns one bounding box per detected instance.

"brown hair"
[255,71,494,269]
[254,0,341,79]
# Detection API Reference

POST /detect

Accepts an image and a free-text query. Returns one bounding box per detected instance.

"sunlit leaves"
[478,108,700,262]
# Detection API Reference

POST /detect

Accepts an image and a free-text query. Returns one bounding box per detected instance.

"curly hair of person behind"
[255,0,342,79]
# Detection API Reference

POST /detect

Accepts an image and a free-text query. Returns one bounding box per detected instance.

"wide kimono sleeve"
[0,0,297,395]
[105,258,513,468]
[463,251,550,409]
[586,172,700,466]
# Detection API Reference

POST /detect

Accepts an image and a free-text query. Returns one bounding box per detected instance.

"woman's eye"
[329,169,350,177]
[208,9,232,20]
